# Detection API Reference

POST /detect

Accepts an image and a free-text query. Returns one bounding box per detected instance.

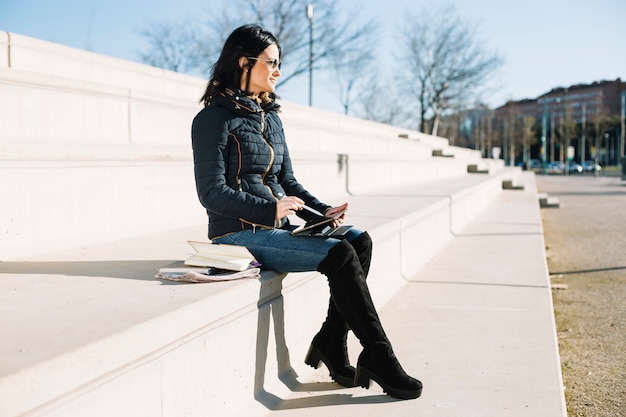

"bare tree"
[589,112,620,167]
[139,0,376,95]
[399,3,502,136]
[356,74,408,126]
[440,105,496,152]
[521,115,536,168]
[497,106,534,166]
[557,107,577,167]
[139,19,211,73]
[217,0,378,91]
[327,19,378,115]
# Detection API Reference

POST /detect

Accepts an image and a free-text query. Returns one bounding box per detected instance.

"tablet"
[290,209,348,236]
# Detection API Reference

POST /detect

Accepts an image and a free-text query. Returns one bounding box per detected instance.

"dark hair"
[200,24,281,107]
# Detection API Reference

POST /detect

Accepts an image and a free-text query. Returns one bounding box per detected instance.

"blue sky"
[1,0,625,112]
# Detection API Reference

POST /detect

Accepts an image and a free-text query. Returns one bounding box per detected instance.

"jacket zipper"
[260,112,275,191]
[259,111,281,228]
[230,133,243,191]
[236,111,277,233]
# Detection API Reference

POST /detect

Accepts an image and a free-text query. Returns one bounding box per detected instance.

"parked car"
[529,159,543,170]
[582,160,601,173]
[547,161,564,174]
[568,162,583,174]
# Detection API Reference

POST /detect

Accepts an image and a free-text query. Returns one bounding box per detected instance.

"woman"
[191,24,421,400]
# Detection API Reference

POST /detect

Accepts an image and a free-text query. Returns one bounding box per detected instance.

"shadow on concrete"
[549,265,626,276]
[1,260,396,408]
[0,260,182,284]
[253,274,395,410]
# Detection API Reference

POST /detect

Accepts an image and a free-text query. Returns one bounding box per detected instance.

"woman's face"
[241,44,281,95]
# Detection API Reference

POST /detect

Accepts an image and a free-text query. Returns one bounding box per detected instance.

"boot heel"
[305,340,358,387]
[304,344,322,369]
[355,366,372,389]
[356,363,422,399]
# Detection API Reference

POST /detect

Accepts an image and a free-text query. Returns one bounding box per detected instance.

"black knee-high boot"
[315,240,422,400]
[350,231,372,278]
[304,232,373,388]
[304,300,355,387]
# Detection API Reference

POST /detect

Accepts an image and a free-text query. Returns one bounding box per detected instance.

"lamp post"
[581,102,586,163]
[539,96,560,175]
[306,4,314,107]
[604,133,609,166]
[618,91,626,169]
[540,98,548,175]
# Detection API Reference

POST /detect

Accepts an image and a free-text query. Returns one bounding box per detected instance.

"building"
[494,78,625,165]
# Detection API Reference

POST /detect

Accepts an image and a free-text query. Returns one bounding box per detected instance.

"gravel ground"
[536,173,626,417]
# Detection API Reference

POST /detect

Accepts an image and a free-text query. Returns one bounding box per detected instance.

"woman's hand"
[325,202,348,227]
[276,196,304,220]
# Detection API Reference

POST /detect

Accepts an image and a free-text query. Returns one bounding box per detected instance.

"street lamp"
[538,96,561,175]
[618,91,626,169]
[604,132,609,166]
[306,4,314,106]
[581,102,586,163]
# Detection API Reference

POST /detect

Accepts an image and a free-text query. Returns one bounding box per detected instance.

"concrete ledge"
[0,32,560,417]
[0,34,501,260]
[0,153,496,260]
[0,66,201,147]
[0,168,520,417]
[397,132,451,149]
[5,32,204,99]
[538,193,561,208]
[395,171,566,416]
[344,155,474,194]
[467,163,489,174]
[502,179,525,190]
[0,160,206,260]
[242,171,566,416]
[468,158,506,175]
[432,149,454,158]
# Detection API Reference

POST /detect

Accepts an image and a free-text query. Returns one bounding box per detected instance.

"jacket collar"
[216,87,280,114]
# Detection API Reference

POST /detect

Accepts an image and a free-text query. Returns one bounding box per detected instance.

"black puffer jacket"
[192,88,330,239]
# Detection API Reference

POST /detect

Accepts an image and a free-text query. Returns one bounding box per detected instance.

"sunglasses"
[248,57,281,70]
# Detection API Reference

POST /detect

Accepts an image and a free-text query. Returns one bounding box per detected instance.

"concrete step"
[538,192,561,208]
[0,168,522,417]
[1,30,496,262]
[0,153,502,261]
[245,171,566,417]
[502,179,525,190]
[432,149,455,158]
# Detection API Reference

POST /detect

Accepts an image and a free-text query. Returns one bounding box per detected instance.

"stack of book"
[156,241,261,283]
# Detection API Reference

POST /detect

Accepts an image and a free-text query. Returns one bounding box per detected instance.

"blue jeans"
[212,227,364,273]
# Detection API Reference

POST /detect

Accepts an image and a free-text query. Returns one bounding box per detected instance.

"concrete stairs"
[0,31,565,417]
[0,167,569,417]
